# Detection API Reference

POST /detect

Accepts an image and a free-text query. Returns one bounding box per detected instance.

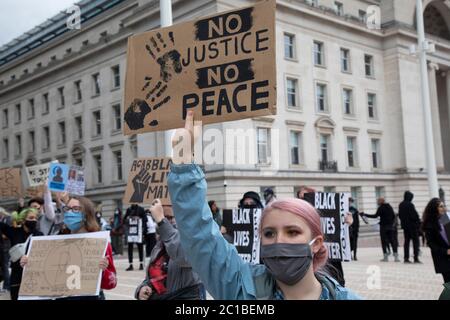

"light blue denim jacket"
[168,163,362,300]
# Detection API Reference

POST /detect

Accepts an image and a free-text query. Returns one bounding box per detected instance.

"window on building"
[112,65,120,88]
[340,48,350,72]
[313,41,324,66]
[2,109,8,128]
[371,138,380,168]
[290,131,302,165]
[350,186,362,208]
[284,33,295,59]
[2,138,9,161]
[15,104,21,124]
[257,127,271,165]
[75,80,82,101]
[375,186,385,200]
[359,10,367,23]
[368,93,377,119]
[334,1,344,16]
[28,99,35,119]
[75,116,83,140]
[74,157,83,167]
[324,186,336,193]
[42,93,49,114]
[43,126,50,151]
[364,54,374,77]
[93,111,101,136]
[343,88,353,115]
[15,134,22,158]
[29,131,35,153]
[320,134,330,162]
[58,87,65,108]
[316,83,327,112]
[112,104,121,131]
[92,73,101,95]
[286,78,299,108]
[58,121,66,146]
[93,154,103,184]
[114,150,123,181]
[347,136,356,167]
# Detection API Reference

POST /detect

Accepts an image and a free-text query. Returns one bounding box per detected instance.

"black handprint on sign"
[124,31,182,131]
[130,167,151,203]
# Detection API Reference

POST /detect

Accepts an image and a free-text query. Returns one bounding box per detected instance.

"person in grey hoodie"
[135,199,205,300]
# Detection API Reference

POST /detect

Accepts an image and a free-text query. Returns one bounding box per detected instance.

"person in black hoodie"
[348,198,368,261]
[238,191,264,209]
[124,204,148,271]
[362,197,400,262]
[399,191,422,263]
[421,198,450,283]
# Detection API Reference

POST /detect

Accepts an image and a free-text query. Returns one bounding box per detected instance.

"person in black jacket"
[399,191,422,263]
[0,208,43,300]
[349,198,368,261]
[124,204,148,271]
[421,198,450,283]
[362,197,400,262]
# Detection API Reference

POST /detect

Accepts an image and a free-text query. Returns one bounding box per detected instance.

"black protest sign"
[123,0,276,134]
[222,208,262,264]
[123,157,171,205]
[127,217,143,244]
[303,192,351,262]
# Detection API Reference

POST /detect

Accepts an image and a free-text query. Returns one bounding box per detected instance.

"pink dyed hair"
[260,198,328,272]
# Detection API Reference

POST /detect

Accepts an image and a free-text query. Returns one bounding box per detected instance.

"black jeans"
[145,233,157,258]
[128,242,144,264]
[403,230,420,261]
[443,272,450,284]
[380,226,398,254]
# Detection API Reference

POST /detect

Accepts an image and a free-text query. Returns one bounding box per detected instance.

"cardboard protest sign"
[123,157,171,205]
[26,161,58,187]
[304,192,351,262]
[123,0,276,134]
[222,208,262,264]
[127,217,143,244]
[0,168,22,198]
[25,186,46,198]
[47,163,85,196]
[18,231,109,299]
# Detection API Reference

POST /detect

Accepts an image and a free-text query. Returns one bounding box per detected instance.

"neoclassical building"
[0,0,450,217]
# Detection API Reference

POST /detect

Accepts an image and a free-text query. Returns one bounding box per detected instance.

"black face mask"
[24,220,38,232]
[260,240,316,286]
[242,204,257,209]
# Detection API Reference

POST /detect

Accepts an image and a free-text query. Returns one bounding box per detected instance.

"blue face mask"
[64,211,84,231]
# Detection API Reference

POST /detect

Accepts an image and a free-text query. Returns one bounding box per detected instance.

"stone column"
[428,62,445,171]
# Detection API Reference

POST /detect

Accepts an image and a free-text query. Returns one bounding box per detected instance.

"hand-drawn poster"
[48,163,85,196]
[26,161,58,187]
[303,192,351,262]
[123,157,171,205]
[18,231,109,300]
[0,168,22,198]
[222,208,262,264]
[127,217,143,244]
[124,0,276,134]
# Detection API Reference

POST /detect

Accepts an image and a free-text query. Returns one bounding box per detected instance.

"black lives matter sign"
[222,208,262,264]
[124,0,276,134]
[123,157,171,205]
[304,192,351,262]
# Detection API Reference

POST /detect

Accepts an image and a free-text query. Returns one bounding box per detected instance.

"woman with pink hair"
[166,111,361,300]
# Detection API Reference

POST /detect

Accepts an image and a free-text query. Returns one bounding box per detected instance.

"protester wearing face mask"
[166,111,361,300]
[135,199,205,300]
[110,208,124,256]
[21,197,117,300]
[0,208,43,300]
[239,191,264,209]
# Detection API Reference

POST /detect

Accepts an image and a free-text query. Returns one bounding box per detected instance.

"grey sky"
[0,0,77,47]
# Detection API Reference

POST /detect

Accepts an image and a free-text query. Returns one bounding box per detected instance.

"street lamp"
[409,0,439,198]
